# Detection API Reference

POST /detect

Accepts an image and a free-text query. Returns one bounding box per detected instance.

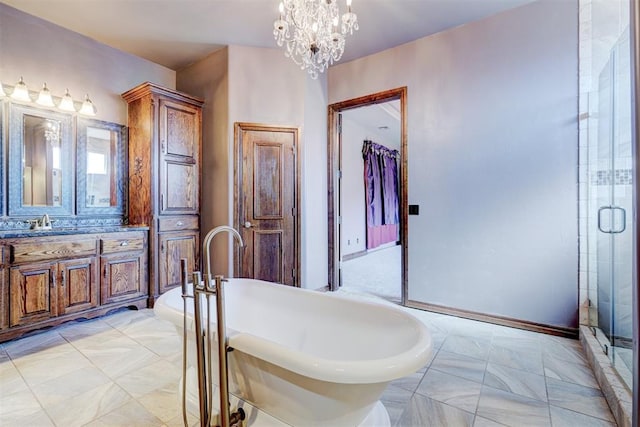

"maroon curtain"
[362,140,399,250]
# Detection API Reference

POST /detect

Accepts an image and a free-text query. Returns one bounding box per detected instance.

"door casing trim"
[327,87,408,304]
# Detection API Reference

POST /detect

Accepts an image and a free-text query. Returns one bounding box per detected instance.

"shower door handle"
[610,206,626,233]
[598,206,626,234]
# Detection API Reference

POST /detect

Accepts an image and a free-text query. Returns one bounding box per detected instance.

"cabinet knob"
[243,221,253,228]
[120,241,129,246]
[176,221,184,227]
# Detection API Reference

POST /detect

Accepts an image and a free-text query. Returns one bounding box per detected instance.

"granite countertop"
[0,225,149,239]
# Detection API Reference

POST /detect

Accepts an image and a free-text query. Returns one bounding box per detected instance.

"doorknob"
[243,221,253,228]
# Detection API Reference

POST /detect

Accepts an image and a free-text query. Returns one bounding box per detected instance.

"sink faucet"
[28,214,53,230]
[41,214,52,229]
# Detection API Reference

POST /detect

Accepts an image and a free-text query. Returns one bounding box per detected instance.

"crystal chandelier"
[273,0,358,79]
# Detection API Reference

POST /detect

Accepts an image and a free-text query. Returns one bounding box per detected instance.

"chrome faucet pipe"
[215,274,231,427]
[189,226,244,427]
[202,226,244,279]
[180,259,193,427]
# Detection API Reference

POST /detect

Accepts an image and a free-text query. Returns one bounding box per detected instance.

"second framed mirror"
[77,118,127,216]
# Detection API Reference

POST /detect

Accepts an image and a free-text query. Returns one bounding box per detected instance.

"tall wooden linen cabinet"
[122,82,203,304]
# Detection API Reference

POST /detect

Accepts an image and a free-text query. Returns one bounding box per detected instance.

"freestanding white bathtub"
[155,278,432,426]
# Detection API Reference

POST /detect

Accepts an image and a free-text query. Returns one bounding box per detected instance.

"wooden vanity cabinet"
[122,83,203,304]
[0,229,148,343]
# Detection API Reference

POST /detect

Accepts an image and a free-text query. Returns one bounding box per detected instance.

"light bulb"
[79,94,97,116]
[58,88,76,112]
[36,83,55,107]
[11,77,31,102]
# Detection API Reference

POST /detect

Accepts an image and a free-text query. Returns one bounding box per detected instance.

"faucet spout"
[202,226,244,279]
[41,214,51,227]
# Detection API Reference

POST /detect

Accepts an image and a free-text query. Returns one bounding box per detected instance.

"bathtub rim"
[155,278,432,384]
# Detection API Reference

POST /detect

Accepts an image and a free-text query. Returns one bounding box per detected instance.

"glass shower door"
[596,29,633,389]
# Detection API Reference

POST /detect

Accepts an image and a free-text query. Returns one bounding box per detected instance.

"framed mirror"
[77,118,127,216]
[9,103,73,217]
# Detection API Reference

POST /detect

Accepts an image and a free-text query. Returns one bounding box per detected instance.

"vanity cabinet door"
[100,253,145,305]
[58,257,98,315]
[158,98,200,216]
[159,231,198,295]
[9,262,58,327]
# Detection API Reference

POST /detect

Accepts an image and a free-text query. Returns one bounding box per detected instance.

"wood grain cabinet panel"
[159,231,198,295]
[9,262,57,327]
[58,257,98,316]
[101,253,144,305]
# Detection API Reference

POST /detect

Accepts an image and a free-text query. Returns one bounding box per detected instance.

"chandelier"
[273,0,358,79]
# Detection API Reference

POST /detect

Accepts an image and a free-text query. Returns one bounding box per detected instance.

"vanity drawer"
[158,216,198,232]
[101,237,145,254]
[10,240,96,263]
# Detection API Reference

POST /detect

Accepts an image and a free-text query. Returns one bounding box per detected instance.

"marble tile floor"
[0,300,617,427]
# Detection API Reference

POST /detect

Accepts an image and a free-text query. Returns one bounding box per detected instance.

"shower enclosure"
[585,0,633,391]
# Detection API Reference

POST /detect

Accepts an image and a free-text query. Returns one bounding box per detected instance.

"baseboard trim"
[342,250,368,262]
[405,300,578,339]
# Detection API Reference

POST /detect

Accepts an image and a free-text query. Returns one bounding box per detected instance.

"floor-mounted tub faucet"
[181,225,245,427]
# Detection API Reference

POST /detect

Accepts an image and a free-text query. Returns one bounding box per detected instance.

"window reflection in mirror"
[22,115,63,206]
[85,126,116,207]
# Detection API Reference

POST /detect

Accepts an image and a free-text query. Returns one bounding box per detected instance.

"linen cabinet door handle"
[61,270,65,286]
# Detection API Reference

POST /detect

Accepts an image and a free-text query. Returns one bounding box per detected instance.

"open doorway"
[327,88,407,305]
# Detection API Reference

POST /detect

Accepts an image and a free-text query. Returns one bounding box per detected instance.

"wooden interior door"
[236,124,299,286]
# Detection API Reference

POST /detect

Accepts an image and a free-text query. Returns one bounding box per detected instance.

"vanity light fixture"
[1,77,98,116]
[10,77,31,102]
[36,83,55,107]
[79,94,97,116]
[58,88,76,112]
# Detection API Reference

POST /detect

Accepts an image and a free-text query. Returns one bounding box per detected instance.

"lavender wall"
[329,0,579,329]
[0,3,175,125]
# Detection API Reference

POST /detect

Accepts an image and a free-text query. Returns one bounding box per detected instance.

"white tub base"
[181,368,390,427]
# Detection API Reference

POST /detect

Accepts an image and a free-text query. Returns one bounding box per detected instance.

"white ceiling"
[2,0,534,71]
[343,100,402,149]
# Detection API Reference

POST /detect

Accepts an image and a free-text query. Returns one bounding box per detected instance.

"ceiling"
[343,100,401,149]
[2,0,534,71]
